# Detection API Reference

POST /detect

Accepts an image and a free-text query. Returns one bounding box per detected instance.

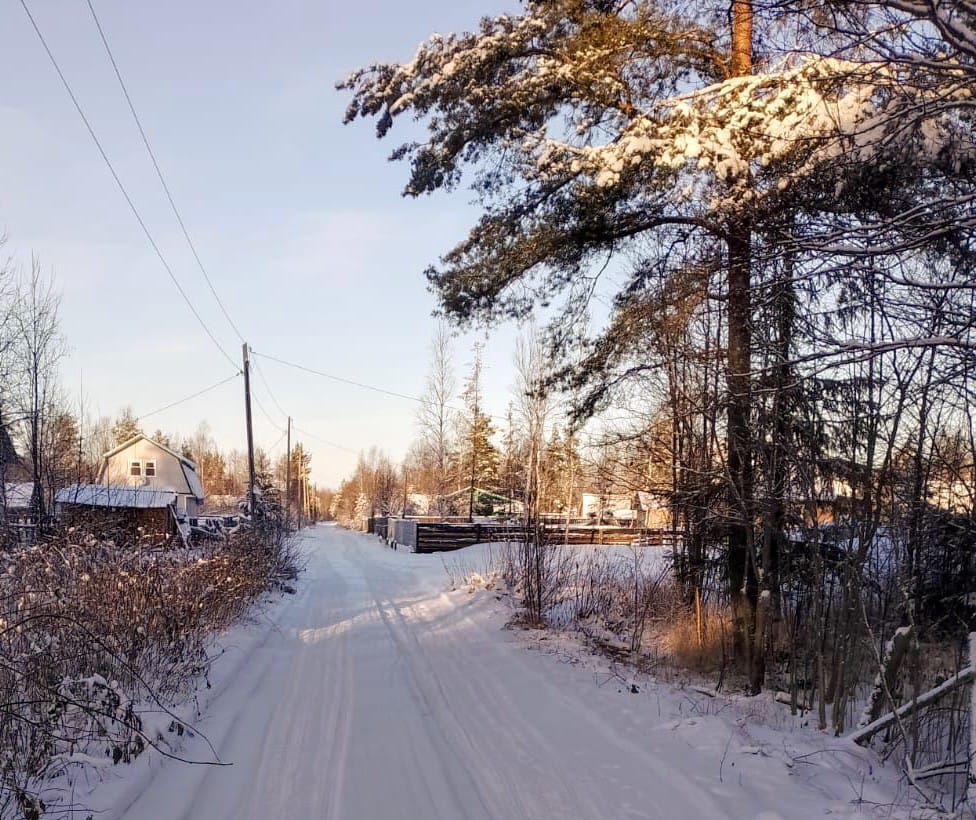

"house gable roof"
[102,433,197,469]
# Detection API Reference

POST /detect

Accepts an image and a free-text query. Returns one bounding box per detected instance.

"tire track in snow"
[366,581,565,819]
[114,526,736,820]
[425,591,728,818]
[337,540,490,820]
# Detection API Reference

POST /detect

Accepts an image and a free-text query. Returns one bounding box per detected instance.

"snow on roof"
[4,482,34,509]
[180,460,205,502]
[55,484,177,509]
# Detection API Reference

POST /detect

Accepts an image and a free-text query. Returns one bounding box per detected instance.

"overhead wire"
[292,424,359,456]
[255,350,457,459]
[85,0,246,344]
[251,390,286,434]
[253,349,510,423]
[135,372,241,423]
[18,0,240,371]
[251,355,360,456]
[252,357,290,420]
[252,350,427,405]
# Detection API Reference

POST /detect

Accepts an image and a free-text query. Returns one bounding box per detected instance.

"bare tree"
[10,260,63,524]
[417,322,456,516]
[514,324,555,622]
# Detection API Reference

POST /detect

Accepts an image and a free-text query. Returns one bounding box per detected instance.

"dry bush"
[492,540,739,680]
[655,605,732,675]
[0,522,301,819]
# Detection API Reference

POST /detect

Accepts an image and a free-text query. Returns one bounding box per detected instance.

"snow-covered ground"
[82,524,906,819]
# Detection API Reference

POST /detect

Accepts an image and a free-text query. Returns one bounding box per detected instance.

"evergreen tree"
[454,347,500,517]
[111,407,140,446]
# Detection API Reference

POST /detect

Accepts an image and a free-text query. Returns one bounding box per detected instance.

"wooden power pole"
[285,416,292,530]
[242,343,256,516]
[297,450,304,530]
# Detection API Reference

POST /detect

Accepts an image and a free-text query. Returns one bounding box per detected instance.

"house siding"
[99,438,203,516]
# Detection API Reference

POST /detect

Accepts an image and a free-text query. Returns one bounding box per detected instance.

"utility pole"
[285,416,292,530]
[297,454,304,530]
[242,343,256,516]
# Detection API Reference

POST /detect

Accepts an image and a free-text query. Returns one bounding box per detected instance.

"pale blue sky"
[0,0,570,487]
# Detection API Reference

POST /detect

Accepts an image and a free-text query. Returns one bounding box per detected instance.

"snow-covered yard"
[81,524,907,819]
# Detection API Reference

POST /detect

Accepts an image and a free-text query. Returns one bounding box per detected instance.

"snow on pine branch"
[339,2,723,197]
[557,55,973,211]
[341,0,971,221]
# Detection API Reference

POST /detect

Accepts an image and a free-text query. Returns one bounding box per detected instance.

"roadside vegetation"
[0,517,301,820]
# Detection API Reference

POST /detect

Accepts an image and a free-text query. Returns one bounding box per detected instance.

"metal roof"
[55,484,178,509]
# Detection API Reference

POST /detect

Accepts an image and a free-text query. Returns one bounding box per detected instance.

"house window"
[144,460,156,477]
[130,460,142,477]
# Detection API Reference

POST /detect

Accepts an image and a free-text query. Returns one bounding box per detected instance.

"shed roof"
[55,484,177,509]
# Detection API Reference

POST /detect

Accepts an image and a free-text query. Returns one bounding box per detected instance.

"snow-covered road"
[109,525,895,820]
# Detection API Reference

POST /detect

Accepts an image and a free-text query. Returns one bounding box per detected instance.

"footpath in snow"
[89,524,902,820]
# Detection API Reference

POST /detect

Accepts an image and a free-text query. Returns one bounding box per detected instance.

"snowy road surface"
[109,525,894,819]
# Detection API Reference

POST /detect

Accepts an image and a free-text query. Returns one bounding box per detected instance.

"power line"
[253,350,427,405]
[267,428,288,455]
[85,0,246,344]
[252,357,290,419]
[254,348,513,424]
[135,371,241,423]
[292,424,359,456]
[18,0,239,371]
[248,358,289,434]
[252,354,359,458]
[252,389,285,434]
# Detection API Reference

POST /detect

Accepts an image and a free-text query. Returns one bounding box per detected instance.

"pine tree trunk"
[727,221,756,673]
[726,0,758,686]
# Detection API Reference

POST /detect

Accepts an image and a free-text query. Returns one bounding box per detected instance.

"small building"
[634,491,672,529]
[55,485,180,537]
[3,482,37,535]
[98,433,205,518]
[580,493,635,524]
[444,487,522,517]
[406,492,433,516]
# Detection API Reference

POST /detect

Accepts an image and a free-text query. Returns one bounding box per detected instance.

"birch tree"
[417,322,457,515]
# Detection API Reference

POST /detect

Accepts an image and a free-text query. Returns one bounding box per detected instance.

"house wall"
[103,440,191,493]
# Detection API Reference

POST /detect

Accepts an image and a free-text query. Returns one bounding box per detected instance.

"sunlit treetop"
[340,0,974,347]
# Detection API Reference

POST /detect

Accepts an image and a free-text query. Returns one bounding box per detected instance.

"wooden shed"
[55,485,179,538]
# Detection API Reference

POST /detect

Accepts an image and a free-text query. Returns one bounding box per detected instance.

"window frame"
[144,460,156,478]
[129,460,142,477]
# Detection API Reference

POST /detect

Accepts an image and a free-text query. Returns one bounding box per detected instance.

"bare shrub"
[657,604,732,675]
[0,523,301,819]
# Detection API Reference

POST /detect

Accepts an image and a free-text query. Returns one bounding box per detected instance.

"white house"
[580,493,635,523]
[98,434,205,518]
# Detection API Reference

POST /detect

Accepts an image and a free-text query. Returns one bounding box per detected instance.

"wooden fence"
[366,516,389,539]
[379,518,680,554]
